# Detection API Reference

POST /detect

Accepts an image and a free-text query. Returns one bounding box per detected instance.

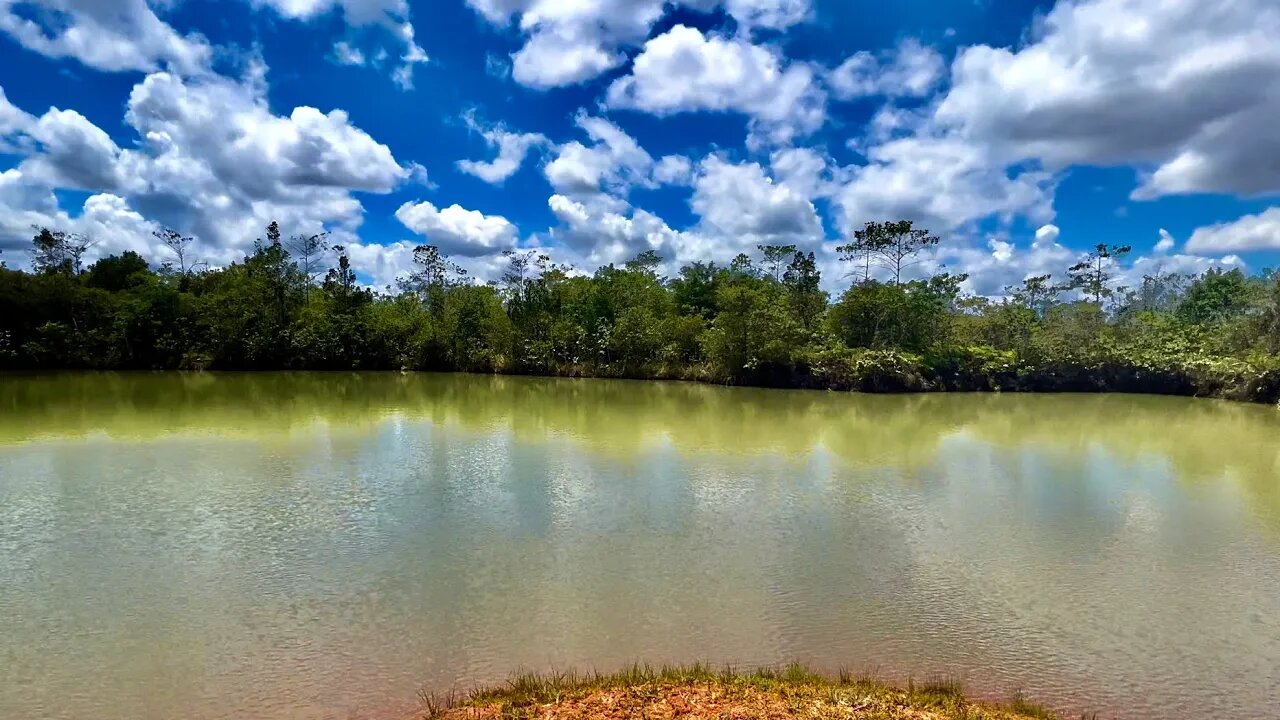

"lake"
[1,372,1278,720]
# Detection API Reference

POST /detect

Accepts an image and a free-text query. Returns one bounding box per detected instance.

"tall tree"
[874,220,939,284]
[624,250,662,278]
[399,245,467,306]
[758,244,798,282]
[501,249,541,302]
[31,227,94,274]
[324,246,359,298]
[836,222,886,284]
[154,228,197,275]
[1006,275,1063,318]
[288,232,331,298]
[783,251,826,330]
[1067,243,1131,304]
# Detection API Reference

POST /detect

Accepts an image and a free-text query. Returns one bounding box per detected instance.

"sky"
[1,0,1279,294]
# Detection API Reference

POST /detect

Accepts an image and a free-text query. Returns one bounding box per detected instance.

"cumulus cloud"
[691,156,824,248]
[0,172,162,264]
[0,86,36,152]
[548,193,701,269]
[606,25,826,147]
[0,0,213,74]
[924,224,1076,296]
[252,0,428,88]
[653,155,695,186]
[0,1,427,87]
[395,200,519,257]
[456,113,547,184]
[0,62,409,269]
[828,38,946,100]
[923,223,1243,299]
[542,149,832,274]
[934,0,1280,198]
[835,133,1056,235]
[465,0,810,89]
[1186,208,1280,253]
[544,114,654,198]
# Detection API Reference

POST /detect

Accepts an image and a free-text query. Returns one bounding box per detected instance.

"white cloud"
[456,113,547,184]
[1155,228,1176,254]
[653,155,694,186]
[0,85,36,152]
[252,0,427,88]
[466,0,810,89]
[1186,208,1280,253]
[769,147,838,199]
[342,238,416,288]
[691,155,824,247]
[19,109,129,191]
[544,114,653,198]
[829,38,945,100]
[0,62,409,268]
[928,223,1246,298]
[0,172,162,264]
[333,41,367,66]
[835,133,1056,234]
[606,25,826,147]
[395,200,519,257]
[935,0,1280,198]
[0,0,213,75]
[548,193,699,269]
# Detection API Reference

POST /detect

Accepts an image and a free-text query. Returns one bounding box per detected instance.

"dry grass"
[418,663,1061,720]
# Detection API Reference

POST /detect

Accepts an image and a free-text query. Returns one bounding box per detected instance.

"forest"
[3,220,1280,403]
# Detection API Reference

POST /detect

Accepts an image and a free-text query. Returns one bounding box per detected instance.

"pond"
[1,373,1278,720]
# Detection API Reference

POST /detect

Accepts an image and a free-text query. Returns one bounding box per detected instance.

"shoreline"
[9,359,1280,405]
[417,664,1063,720]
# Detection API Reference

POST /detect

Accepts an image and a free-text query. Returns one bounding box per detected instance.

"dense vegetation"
[3,220,1280,403]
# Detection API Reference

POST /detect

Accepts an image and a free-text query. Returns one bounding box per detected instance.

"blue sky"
[1,0,1278,293]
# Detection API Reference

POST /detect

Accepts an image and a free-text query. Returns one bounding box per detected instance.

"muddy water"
[1,372,1278,719]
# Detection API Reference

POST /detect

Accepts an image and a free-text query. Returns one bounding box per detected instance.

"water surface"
[2,373,1278,719]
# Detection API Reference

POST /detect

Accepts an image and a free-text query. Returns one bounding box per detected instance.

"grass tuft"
[417,662,1063,720]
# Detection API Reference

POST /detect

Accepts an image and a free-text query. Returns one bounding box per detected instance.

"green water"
[1,373,1278,720]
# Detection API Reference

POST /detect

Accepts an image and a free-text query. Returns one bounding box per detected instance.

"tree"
[836,222,888,284]
[399,245,467,307]
[1006,274,1063,318]
[876,220,939,284]
[837,220,938,284]
[624,249,662,278]
[31,227,93,275]
[826,280,953,352]
[288,231,331,298]
[1177,268,1254,325]
[670,261,720,318]
[501,249,548,302]
[1123,271,1191,315]
[86,252,150,292]
[728,253,757,278]
[325,246,359,298]
[758,244,797,282]
[1067,243,1131,305]
[154,228,197,275]
[783,251,826,330]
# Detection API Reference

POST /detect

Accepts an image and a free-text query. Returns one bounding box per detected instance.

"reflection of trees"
[3,373,1277,522]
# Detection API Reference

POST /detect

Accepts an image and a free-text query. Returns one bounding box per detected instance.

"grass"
[417,663,1069,720]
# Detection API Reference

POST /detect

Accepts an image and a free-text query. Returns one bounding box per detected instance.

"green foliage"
[1067,243,1131,304]
[826,280,952,353]
[5,220,1280,404]
[1176,268,1257,325]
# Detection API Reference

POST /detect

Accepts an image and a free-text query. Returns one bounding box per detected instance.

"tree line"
[3,220,1280,402]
